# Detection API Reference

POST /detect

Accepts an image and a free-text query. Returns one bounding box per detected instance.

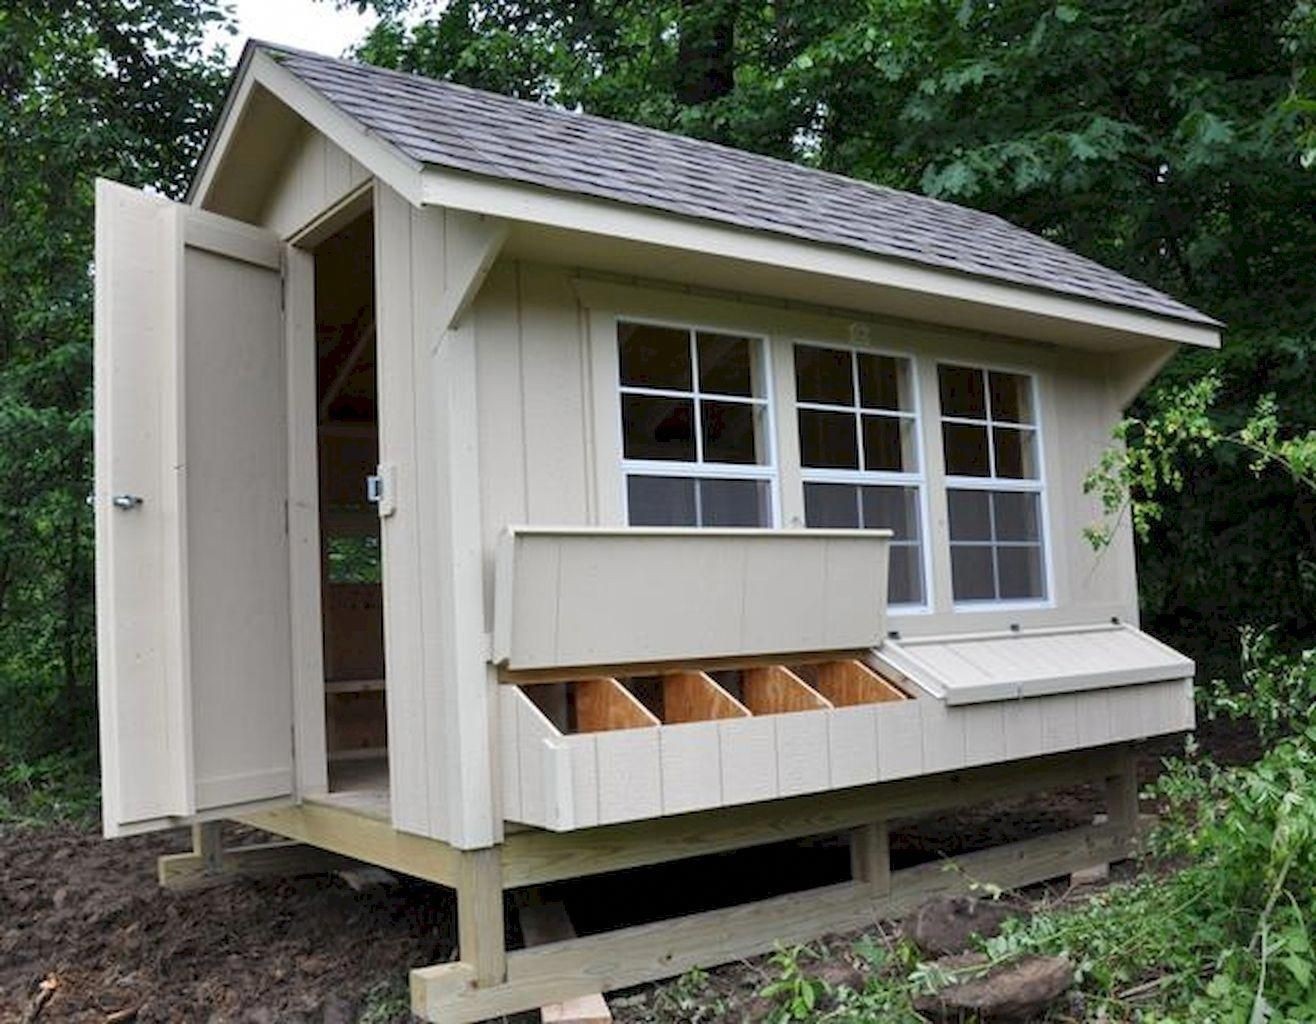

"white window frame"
[937,362,1054,610]
[793,340,933,613]
[616,316,780,527]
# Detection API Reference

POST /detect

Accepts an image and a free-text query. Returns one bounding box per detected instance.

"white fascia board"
[191,49,426,211]
[421,167,1222,351]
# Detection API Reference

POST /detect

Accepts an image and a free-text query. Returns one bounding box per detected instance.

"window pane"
[888,544,924,605]
[799,409,859,469]
[618,321,691,390]
[628,475,696,526]
[989,371,1034,424]
[701,400,761,464]
[992,491,1041,542]
[861,486,919,541]
[700,478,771,527]
[942,422,991,476]
[997,545,1045,599]
[951,546,996,601]
[862,415,915,472]
[622,394,695,461]
[794,345,853,405]
[938,364,986,419]
[698,332,755,397]
[858,354,910,411]
[804,482,860,528]
[947,489,992,542]
[992,426,1038,479]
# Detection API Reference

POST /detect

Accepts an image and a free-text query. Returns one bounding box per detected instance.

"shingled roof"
[257,43,1217,328]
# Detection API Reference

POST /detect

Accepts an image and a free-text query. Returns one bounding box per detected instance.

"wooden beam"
[238,800,463,887]
[434,210,509,337]
[158,838,354,890]
[413,822,1133,1023]
[501,744,1127,888]
[500,648,869,687]
[458,847,507,987]
[850,822,891,898]
[318,316,376,422]
[519,903,613,1024]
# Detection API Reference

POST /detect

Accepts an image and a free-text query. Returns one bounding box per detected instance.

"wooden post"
[850,821,891,897]
[457,848,507,987]
[1104,747,1140,838]
[194,821,225,874]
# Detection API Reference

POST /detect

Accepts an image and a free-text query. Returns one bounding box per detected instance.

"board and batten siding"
[259,122,372,240]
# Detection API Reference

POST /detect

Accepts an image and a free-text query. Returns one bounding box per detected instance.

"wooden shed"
[93,40,1220,1022]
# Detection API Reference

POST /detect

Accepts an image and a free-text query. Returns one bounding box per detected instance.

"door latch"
[366,464,396,518]
[112,494,144,510]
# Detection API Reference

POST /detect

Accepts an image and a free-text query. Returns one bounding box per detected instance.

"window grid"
[796,343,930,609]
[619,319,778,527]
[940,364,1049,605]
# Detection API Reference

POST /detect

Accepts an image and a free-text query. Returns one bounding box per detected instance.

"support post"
[1104,747,1140,838]
[457,848,507,987]
[195,821,225,873]
[850,822,891,898]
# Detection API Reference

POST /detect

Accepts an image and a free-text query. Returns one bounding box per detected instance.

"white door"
[94,179,295,836]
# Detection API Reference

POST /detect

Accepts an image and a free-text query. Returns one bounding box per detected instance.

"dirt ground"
[2,726,1254,1023]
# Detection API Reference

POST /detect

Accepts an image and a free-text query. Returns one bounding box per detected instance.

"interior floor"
[317,756,390,821]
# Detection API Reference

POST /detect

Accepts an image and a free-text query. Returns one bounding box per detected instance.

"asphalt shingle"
[261,43,1218,328]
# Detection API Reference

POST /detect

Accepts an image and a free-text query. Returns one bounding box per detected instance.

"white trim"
[791,339,933,613]
[938,363,1056,608]
[615,315,781,528]
[422,168,1222,350]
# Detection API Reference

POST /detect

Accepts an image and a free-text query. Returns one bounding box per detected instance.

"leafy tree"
[348,0,1316,679]
[0,2,229,776]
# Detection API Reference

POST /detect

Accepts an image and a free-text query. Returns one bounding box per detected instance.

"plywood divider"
[812,660,907,707]
[575,678,660,733]
[742,666,832,715]
[662,671,750,724]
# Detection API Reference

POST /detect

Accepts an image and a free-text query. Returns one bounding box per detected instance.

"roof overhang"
[189,43,1222,354]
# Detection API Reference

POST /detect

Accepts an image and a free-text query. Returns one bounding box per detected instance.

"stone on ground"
[904,896,1025,957]
[913,952,1075,1022]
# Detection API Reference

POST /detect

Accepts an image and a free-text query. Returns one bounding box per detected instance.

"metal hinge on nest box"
[367,464,397,518]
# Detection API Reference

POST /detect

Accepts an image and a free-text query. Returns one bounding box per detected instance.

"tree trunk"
[675,0,737,108]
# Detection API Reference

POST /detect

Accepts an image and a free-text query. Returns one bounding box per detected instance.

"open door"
[94,179,295,836]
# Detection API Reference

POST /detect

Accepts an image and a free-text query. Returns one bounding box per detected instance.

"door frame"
[284,184,377,798]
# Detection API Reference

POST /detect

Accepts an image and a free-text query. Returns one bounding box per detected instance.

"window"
[939,364,1047,603]
[795,344,927,606]
[618,320,774,526]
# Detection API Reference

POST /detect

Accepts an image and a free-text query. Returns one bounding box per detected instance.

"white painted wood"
[918,698,966,774]
[774,712,831,797]
[284,245,328,798]
[876,701,924,781]
[660,722,724,815]
[718,717,778,807]
[1003,699,1046,760]
[595,728,663,824]
[827,706,879,789]
[961,703,1007,767]
[499,686,524,824]
[435,211,509,332]
[875,623,1195,705]
[1039,695,1080,753]
[493,528,890,670]
[567,736,600,831]
[94,180,294,836]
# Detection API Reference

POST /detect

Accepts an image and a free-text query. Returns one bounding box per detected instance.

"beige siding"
[259,122,371,238]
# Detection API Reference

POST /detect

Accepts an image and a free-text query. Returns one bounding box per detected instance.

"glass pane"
[862,415,915,472]
[700,478,771,527]
[888,544,924,605]
[804,482,860,528]
[992,426,1038,479]
[794,345,854,405]
[951,545,996,601]
[702,400,761,465]
[942,422,991,476]
[947,489,992,542]
[861,485,919,541]
[997,545,1045,599]
[798,409,859,469]
[697,332,756,397]
[622,394,695,461]
[992,491,1041,542]
[858,354,910,411]
[627,475,696,526]
[938,364,986,419]
[618,321,691,390]
[989,371,1034,424]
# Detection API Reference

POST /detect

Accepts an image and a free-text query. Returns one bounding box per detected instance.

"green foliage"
[0,747,99,826]
[760,945,828,1022]
[356,977,412,1023]
[0,3,230,775]
[1204,628,1316,743]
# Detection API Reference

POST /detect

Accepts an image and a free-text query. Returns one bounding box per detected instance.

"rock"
[904,896,1024,956]
[320,995,355,1024]
[913,953,1074,1022]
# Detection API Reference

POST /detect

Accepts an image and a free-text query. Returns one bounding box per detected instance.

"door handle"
[111,494,144,510]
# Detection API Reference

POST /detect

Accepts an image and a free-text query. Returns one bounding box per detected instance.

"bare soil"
[2,731,1250,1023]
